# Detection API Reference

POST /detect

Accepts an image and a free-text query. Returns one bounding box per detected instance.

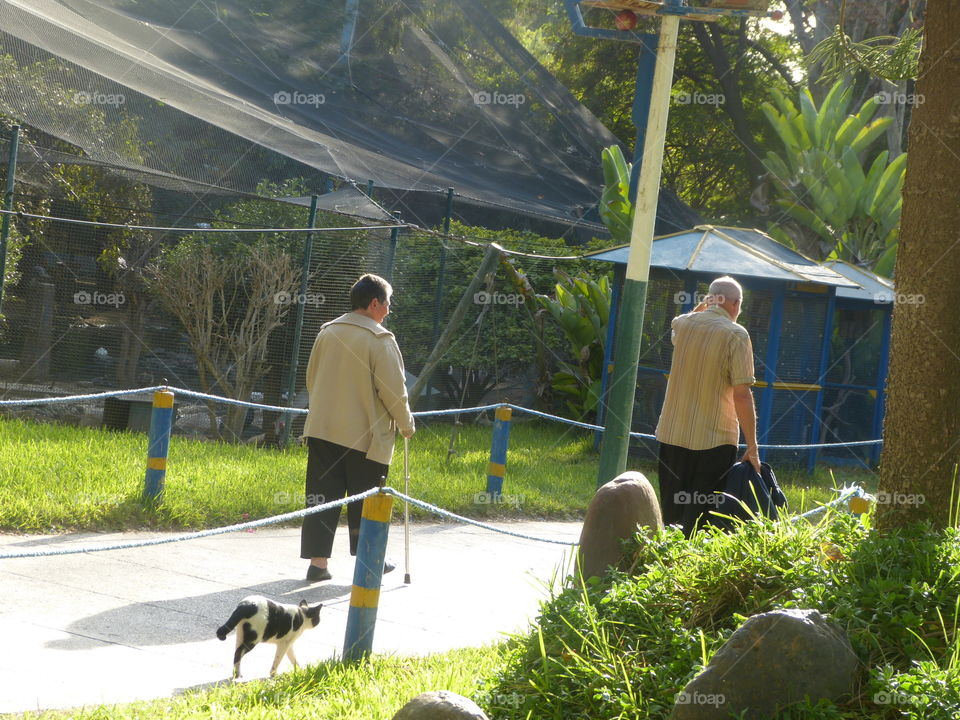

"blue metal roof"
[584,225,860,288]
[823,260,895,303]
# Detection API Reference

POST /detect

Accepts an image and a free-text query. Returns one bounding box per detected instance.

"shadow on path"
[45,580,352,650]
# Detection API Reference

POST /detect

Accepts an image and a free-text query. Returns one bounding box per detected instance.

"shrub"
[483,510,960,719]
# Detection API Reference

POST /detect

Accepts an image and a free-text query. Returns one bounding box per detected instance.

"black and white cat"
[216,595,323,679]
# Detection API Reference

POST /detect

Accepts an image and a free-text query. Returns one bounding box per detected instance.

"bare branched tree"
[147,242,299,442]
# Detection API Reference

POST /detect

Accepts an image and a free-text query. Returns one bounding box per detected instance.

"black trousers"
[657,442,737,537]
[300,437,390,559]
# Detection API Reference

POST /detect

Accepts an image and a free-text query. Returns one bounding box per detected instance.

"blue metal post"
[757,286,785,463]
[629,34,660,202]
[343,492,393,661]
[339,0,360,68]
[486,405,513,496]
[809,292,836,473]
[872,304,893,465]
[682,275,698,312]
[144,390,174,500]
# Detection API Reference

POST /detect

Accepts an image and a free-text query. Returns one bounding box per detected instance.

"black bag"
[713,461,787,527]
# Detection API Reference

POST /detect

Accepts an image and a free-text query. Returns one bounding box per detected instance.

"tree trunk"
[877,0,960,530]
[690,22,766,186]
[116,293,145,388]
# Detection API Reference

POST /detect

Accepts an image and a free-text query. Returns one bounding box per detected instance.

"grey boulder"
[392,691,489,720]
[578,471,663,580]
[670,608,858,719]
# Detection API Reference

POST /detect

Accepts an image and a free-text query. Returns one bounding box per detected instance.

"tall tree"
[792,0,924,156]
[877,0,960,530]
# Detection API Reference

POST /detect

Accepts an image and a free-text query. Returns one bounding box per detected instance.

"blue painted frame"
[808,290,837,472]
[757,284,785,462]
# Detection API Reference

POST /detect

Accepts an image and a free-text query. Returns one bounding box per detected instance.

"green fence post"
[426,188,454,406]
[0,124,20,316]
[280,195,319,448]
[384,211,402,282]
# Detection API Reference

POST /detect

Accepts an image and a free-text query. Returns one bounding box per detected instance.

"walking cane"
[403,435,411,584]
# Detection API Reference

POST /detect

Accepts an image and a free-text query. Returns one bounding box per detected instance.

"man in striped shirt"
[655,276,760,536]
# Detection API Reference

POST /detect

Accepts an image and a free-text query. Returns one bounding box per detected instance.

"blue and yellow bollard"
[485,405,512,497]
[342,492,393,661]
[143,390,174,501]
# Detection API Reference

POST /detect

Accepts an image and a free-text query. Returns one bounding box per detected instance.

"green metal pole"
[384,211,402,282]
[280,194,319,447]
[426,187,454,405]
[597,15,680,487]
[0,124,20,316]
[442,186,454,235]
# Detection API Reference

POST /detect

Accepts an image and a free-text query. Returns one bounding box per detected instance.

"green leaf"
[849,118,893,155]
[869,152,907,217]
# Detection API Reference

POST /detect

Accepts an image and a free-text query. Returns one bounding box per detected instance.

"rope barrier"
[0,385,883,449]
[0,488,383,559]
[791,485,869,522]
[0,486,578,560]
[0,208,407,234]
[0,480,869,560]
[381,488,578,546]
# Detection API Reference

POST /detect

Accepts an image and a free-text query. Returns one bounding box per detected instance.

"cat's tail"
[216,606,250,641]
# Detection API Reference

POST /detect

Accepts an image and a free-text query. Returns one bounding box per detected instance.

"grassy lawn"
[7,646,506,720]
[0,415,874,533]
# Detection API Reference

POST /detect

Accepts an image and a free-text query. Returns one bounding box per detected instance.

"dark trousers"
[300,437,389,559]
[658,442,737,537]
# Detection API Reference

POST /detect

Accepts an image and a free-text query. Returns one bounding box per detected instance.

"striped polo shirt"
[655,305,756,450]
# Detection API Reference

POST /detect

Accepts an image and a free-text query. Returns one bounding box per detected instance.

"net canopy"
[0,0,640,233]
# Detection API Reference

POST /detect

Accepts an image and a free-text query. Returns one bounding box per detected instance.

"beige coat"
[302,312,415,465]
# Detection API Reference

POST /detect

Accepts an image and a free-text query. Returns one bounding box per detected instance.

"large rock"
[577,471,663,580]
[670,609,858,720]
[391,691,489,720]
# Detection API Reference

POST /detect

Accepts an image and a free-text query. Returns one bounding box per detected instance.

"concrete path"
[0,519,579,714]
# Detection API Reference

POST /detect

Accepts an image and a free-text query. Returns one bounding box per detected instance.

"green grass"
[0,415,872,532]
[7,646,506,720]
[485,513,960,719]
